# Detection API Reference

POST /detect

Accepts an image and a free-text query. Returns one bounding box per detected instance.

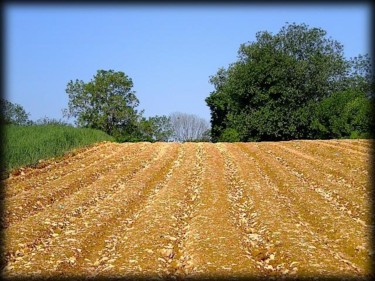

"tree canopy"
[206,23,373,142]
[64,70,142,141]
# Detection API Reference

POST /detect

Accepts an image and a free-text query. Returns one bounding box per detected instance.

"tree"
[0,99,31,125]
[127,115,173,142]
[345,54,374,96]
[64,70,141,140]
[206,22,372,141]
[311,89,373,139]
[169,112,210,142]
[148,115,173,141]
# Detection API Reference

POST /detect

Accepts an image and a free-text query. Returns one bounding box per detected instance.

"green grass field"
[2,124,115,172]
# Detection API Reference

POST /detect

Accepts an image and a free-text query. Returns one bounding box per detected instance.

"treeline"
[62,70,210,142]
[1,98,71,126]
[1,89,210,143]
[206,23,374,142]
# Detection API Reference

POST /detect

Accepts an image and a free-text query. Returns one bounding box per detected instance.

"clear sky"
[4,4,371,123]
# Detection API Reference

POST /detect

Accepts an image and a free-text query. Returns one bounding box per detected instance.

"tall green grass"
[2,124,115,172]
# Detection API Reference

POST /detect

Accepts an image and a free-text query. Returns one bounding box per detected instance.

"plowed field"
[1,140,373,279]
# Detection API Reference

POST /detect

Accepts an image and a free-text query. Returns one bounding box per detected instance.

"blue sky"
[5,4,371,123]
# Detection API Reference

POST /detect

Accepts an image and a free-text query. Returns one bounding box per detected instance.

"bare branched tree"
[169,112,210,142]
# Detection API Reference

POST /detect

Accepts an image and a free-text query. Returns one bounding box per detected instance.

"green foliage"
[219,128,240,142]
[346,54,374,95]
[64,69,141,140]
[147,115,173,141]
[112,115,173,142]
[206,22,373,141]
[2,124,114,172]
[0,99,31,125]
[311,90,374,139]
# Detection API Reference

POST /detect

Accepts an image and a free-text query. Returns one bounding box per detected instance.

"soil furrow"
[222,143,359,277]
[87,143,202,278]
[3,143,180,278]
[61,142,181,276]
[217,143,276,277]
[5,141,112,188]
[322,139,373,154]
[2,143,146,227]
[239,143,371,274]
[318,140,369,157]
[3,142,123,199]
[272,141,369,184]
[278,140,370,174]
[351,139,374,150]
[183,143,260,279]
[3,143,164,274]
[170,143,205,278]
[267,142,370,223]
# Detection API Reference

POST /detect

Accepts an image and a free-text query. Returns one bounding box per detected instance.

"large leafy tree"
[64,70,141,140]
[206,23,371,141]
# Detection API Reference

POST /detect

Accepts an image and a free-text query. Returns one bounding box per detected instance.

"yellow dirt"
[1,140,373,279]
